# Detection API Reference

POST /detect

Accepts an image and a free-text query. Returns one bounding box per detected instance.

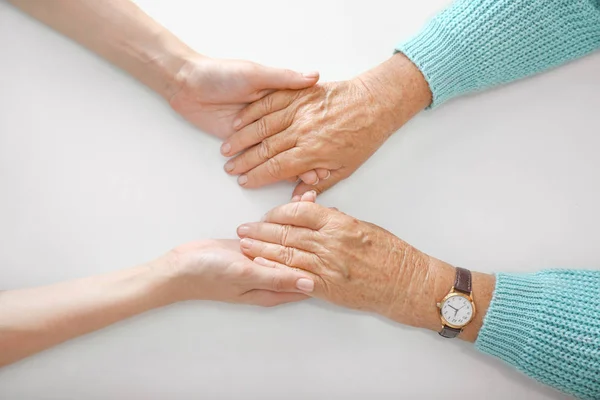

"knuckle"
[256,117,269,139]
[279,246,295,266]
[261,95,274,115]
[265,157,282,179]
[280,225,291,247]
[258,140,273,160]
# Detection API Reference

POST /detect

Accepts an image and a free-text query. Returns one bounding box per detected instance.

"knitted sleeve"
[396,0,600,107]
[475,270,600,399]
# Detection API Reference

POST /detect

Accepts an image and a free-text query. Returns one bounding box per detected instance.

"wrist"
[142,257,185,306]
[118,29,198,101]
[381,240,495,342]
[428,259,496,342]
[147,38,198,101]
[356,53,432,135]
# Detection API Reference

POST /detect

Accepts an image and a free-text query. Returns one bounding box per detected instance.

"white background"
[1,0,599,398]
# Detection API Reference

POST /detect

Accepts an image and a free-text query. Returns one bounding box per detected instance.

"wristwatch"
[437,267,476,338]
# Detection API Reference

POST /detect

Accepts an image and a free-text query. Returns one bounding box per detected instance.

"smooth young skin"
[221,53,433,196]
[0,238,316,368]
[7,0,326,184]
[237,200,496,342]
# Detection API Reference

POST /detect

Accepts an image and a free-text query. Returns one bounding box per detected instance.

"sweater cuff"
[474,272,543,366]
[395,0,600,108]
[395,20,465,108]
[475,270,600,399]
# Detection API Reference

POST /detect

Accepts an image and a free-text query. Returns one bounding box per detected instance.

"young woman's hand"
[156,239,315,307]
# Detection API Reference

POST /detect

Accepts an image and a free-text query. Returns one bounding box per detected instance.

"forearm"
[0,263,173,367]
[7,0,194,100]
[383,236,600,398]
[396,0,600,106]
[394,248,600,398]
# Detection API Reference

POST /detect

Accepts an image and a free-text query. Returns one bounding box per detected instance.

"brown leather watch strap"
[438,267,473,339]
[439,326,462,339]
[454,267,472,294]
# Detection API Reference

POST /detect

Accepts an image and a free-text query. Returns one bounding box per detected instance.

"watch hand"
[447,305,458,311]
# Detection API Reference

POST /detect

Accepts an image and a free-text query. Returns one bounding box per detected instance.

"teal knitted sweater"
[397,0,600,107]
[396,1,600,398]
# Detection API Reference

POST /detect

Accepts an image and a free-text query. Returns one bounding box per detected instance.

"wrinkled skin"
[221,80,397,195]
[220,53,432,197]
[235,202,439,327]
[169,55,327,183]
[169,56,319,139]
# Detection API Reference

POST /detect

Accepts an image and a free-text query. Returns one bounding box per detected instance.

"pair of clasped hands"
[161,53,436,330]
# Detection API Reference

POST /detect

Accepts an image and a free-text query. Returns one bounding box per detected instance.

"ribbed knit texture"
[396,0,600,106]
[475,270,600,399]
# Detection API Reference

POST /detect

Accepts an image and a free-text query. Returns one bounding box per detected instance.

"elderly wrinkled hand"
[221,53,432,197]
[235,201,452,328]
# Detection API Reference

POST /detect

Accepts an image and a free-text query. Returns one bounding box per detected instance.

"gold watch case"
[436,289,476,329]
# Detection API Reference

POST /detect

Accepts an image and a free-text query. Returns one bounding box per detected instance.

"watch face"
[440,294,474,328]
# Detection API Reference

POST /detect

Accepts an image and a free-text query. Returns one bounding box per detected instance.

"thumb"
[292,169,344,198]
[255,65,319,90]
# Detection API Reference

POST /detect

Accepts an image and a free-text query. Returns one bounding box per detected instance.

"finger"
[241,290,308,307]
[240,238,319,273]
[299,169,330,185]
[253,257,324,298]
[237,148,311,188]
[237,222,319,252]
[299,170,319,185]
[254,66,319,91]
[251,261,315,293]
[291,195,301,202]
[222,109,293,157]
[263,201,330,230]
[233,90,300,131]
[316,169,330,180]
[292,169,345,198]
[300,190,317,203]
[225,135,294,177]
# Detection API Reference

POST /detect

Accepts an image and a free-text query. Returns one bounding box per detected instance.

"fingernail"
[224,161,235,173]
[238,175,248,185]
[302,71,319,79]
[237,225,250,236]
[233,118,242,129]
[324,171,331,180]
[260,214,267,222]
[221,143,231,155]
[311,178,319,186]
[309,190,317,197]
[291,195,301,202]
[296,278,314,292]
[240,238,253,249]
